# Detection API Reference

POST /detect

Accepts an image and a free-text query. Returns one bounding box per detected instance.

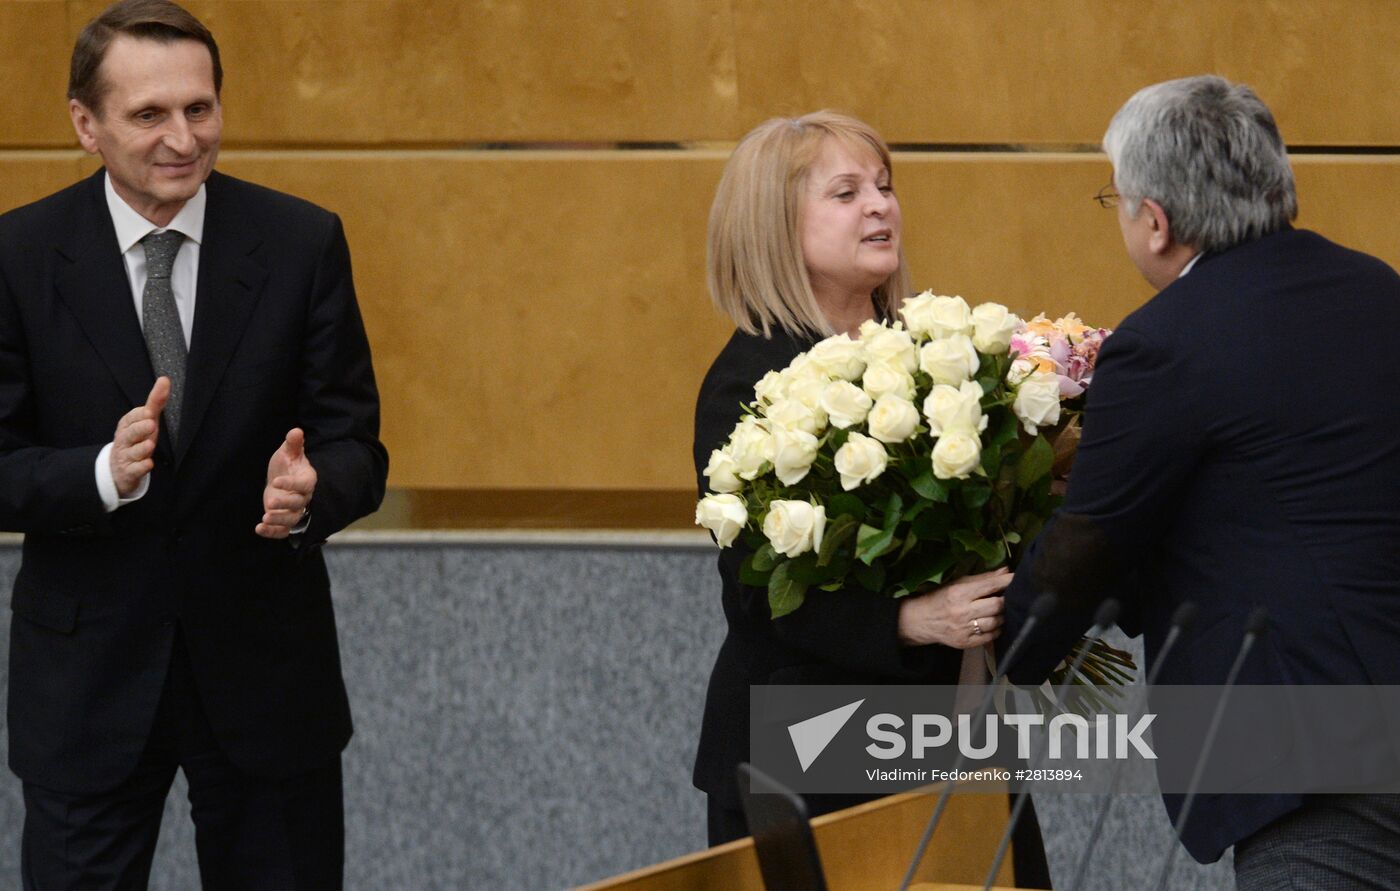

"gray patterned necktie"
[140,230,188,442]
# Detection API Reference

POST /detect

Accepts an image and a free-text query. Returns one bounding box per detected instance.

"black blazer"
[1001,228,1400,862]
[691,325,962,807]
[0,169,388,794]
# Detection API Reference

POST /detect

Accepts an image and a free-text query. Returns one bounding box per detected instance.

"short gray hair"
[1103,75,1297,253]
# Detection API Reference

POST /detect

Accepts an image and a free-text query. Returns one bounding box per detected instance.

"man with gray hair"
[1000,75,1400,887]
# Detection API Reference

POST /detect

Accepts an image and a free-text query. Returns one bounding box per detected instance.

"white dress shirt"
[94,172,206,511]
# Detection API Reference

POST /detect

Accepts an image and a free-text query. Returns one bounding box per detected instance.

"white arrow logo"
[788,699,865,772]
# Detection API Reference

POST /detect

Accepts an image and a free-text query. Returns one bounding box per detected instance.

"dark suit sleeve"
[0,259,106,533]
[296,214,387,543]
[1003,325,1205,683]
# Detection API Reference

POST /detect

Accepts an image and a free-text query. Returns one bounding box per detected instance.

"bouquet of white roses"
[695,291,1133,690]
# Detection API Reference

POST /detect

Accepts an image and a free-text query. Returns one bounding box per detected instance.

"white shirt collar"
[104,171,207,253]
[1178,251,1204,278]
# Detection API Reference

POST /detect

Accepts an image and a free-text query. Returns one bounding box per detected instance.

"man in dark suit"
[0,1,387,886]
[1000,75,1400,889]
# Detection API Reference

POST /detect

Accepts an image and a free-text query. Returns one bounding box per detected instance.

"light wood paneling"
[0,3,75,147]
[214,151,730,491]
[730,0,1400,146]
[0,155,89,213]
[200,152,1399,492]
[3,152,1397,498]
[572,786,1014,890]
[5,1,1399,147]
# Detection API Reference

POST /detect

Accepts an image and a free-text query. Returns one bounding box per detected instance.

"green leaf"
[980,440,1002,478]
[856,523,897,565]
[816,513,859,567]
[768,562,809,618]
[911,509,955,539]
[750,543,779,572]
[896,532,919,562]
[1016,434,1055,491]
[951,530,1006,566]
[990,411,1020,449]
[961,483,993,511]
[897,548,959,590]
[910,468,950,503]
[785,553,827,584]
[901,499,931,524]
[880,492,905,527]
[738,554,773,587]
[852,560,886,592]
[826,493,867,521]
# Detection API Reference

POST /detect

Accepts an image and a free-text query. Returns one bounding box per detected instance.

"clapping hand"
[257,428,317,539]
[110,377,170,497]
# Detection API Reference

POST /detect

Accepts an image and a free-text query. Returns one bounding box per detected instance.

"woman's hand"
[896,567,1012,649]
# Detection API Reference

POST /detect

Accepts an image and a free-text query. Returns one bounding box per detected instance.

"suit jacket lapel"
[177,172,267,467]
[53,171,157,413]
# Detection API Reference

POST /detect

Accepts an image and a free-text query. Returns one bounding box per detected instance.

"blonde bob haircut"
[707,110,911,337]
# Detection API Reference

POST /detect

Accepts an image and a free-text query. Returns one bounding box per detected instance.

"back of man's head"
[1103,75,1297,254]
[69,0,222,118]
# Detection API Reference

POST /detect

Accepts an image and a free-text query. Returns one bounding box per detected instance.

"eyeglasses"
[1093,183,1119,209]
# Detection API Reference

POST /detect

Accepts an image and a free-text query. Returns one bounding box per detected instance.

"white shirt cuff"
[95,442,150,512]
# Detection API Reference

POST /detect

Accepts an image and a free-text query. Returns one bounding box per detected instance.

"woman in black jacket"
[692,111,1051,886]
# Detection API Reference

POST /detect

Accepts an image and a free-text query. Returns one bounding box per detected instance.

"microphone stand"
[981,599,1122,891]
[1152,606,1268,891]
[1066,601,1198,891]
[896,593,1057,891]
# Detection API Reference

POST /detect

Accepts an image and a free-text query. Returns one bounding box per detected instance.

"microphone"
[1067,601,1198,891]
[981,599,1121,891]
[1153,606,1269,891]
[897,592,1057,891]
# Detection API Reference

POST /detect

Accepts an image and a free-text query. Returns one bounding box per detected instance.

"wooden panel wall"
[2,1,1397,526]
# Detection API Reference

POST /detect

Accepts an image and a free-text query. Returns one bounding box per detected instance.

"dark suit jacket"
[1001,228,1400,862]
[691,325,963,808]
[0,169,388,795]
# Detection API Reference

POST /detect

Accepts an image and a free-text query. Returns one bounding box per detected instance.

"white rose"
[1013,371,1063,435]
[807,333,867,381]
[766,397,826,436]
[783,371,829,410]
[919,334,980,385]
[754,370,785,405]
[932,431,983,480]
[695,493,747,547]
[772,427,820,485]
[859,321,919,373]
[971,302,1020,354]
[703,448,742,494]
[867,394,920,444]
[923,380,988,437]
[763,500,827,558]
[820,380,873,429]
[728,416,773,480]
[833,432,889,491]
[861,361,916,401]
[902,291,973,340]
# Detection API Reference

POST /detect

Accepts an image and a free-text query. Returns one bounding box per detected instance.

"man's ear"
[1141,197,1174,255]
[69,100,101,155]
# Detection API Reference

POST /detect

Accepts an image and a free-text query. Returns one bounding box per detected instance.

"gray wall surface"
[0,539,1235,889]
